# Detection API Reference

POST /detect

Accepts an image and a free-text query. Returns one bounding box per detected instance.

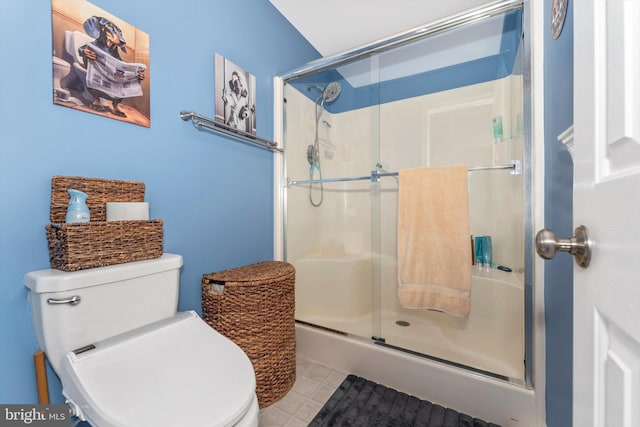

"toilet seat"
[59,311,258,427]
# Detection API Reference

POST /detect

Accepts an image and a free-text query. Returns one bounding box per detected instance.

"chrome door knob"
[535,225,592,268]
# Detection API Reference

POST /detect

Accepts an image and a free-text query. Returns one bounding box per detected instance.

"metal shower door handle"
[535,225,592,268]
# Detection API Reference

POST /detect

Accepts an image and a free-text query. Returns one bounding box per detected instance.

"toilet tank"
[24,254,183,374]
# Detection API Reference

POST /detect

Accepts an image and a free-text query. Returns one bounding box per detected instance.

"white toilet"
[52,56,71,101]
[24,254,259,427]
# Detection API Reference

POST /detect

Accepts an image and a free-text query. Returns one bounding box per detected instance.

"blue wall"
[0,0,319,404]
[290,10,523,114]
[543,0,574,426]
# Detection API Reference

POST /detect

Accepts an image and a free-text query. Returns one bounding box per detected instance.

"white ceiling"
[269,0,492,57]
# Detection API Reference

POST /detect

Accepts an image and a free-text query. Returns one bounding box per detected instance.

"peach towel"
[397,166,472,317]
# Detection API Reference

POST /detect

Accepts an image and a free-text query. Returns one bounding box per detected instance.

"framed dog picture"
[51,0,150,127]
[214,53,256,135]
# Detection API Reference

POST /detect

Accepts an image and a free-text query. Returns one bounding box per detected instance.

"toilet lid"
[60,311,256,427]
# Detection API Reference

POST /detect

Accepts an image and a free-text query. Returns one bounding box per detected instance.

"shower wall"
[378,75,525,274]
[286,75,524,268]
[285,87,374,261]
[285,73,525,380]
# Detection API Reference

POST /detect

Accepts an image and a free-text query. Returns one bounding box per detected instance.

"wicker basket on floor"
[202,261,296,408]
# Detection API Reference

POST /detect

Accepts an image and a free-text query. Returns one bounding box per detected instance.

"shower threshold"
[295,321,536,427]
[297,319,526,387]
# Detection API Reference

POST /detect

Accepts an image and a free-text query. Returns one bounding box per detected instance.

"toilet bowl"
[58,30,97,106]
[52,56,71,101]
[24,254,259,427]
[61,311,259,426]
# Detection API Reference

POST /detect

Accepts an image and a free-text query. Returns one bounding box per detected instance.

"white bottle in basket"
[65,189,90,223]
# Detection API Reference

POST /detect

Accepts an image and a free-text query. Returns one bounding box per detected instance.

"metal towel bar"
[287,160,521,186]
[180,111,283,152]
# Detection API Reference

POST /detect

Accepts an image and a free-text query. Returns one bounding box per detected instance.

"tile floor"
[258,357,347,426]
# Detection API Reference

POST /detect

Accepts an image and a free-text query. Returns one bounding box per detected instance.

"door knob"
[535,225,592,268]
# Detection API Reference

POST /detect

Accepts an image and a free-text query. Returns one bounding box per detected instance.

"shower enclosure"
[278,0,531,386]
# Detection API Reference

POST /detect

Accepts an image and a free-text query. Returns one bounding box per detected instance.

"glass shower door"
[370,14,526,380]
[282,4,528,383]
[283,64,381,341]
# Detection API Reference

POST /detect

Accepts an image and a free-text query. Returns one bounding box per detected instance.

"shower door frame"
[274,0,536,389]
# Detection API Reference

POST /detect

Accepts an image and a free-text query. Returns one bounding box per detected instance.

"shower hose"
[308,162,323,207]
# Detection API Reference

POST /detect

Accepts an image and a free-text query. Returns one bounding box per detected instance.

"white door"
[573,0,640,425]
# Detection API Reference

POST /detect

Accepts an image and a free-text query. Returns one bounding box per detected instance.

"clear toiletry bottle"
[65,189,90,223]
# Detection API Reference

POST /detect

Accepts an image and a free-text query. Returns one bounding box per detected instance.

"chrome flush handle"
[46,295,81,305]
[535,225,592,268]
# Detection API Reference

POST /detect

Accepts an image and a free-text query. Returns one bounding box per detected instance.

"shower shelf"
[287,160,522,186]
[179,111,283,153]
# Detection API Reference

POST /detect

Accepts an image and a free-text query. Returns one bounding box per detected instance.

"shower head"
[306,82,342,104]
[322,82,341,103]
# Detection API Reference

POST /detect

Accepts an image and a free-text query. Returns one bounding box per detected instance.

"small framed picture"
[214,53,256,135]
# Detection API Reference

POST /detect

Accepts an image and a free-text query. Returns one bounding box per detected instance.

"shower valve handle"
[535,225,591,268]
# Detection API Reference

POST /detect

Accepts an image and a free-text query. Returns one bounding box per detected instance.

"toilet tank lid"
[24,254,183,294]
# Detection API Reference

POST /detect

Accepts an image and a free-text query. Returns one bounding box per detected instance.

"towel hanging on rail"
[397,165,472,317]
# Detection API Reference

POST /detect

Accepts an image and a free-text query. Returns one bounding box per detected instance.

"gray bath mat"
[309,374,501,427]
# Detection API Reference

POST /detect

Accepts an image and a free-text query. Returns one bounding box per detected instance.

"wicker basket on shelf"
[46,176,163,271]
[202,261,296,408]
